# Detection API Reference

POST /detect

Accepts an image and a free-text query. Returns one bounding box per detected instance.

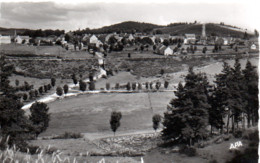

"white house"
[128,34,134,41]
[15,35,30,44]
[90,35,103,47]
[184,34,196,44]
[0,35,11,45]
[251,44,257,50]
[157,45,173,56]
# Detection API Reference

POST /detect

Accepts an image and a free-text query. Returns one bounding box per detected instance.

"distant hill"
[153,23,252,38]
[153,24,202,35]
[0,27,28,36]
[75,21,164,34]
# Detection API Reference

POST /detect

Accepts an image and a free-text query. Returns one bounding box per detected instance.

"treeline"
[162,58,258,145]
[22,29,65,38]
[0,56,50,153]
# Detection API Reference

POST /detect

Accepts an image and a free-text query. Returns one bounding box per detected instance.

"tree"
[15,79,19,87]
[0,56,15,96]
[34,90,38,97]
[51,78,56,87]
[106,83,110,90]
[162,67,210,145]
[23,93,28,101]
[29,90,35,100]
[156,82,161,90]
[44,85,48,93]
[164,81,169,89]
[150,82,153,89]
[132,82,136,90]
[145,82,149,90]
[110,111,122,136]
[160,69,165,75]
[56,86,63,96]
[138,83,142,90]
[38,86,43,94]
[202,47,207,54]
[89,81,95,91]
[79,80,87,91]
[63,84,69,94]
[115,83,120,90]
[47,84,52,90]
[242,60,258,127]
[126,82,131,91]
[29,102,50,137]
[73,77,78,86]
[152,114,162,132]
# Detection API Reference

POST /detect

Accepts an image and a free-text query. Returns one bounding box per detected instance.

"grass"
[40,92,173,137]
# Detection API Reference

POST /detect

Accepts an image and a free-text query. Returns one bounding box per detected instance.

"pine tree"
[163,67,210,145]
[242,60,259,127]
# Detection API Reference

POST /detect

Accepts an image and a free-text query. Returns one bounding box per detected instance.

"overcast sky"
[0,0,259,32]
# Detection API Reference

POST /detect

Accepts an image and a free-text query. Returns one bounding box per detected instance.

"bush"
[53,132,83,139]
[156,82,161,90]
[149,82,153,89]
[34,90,38,97]
[233,130,243,138]
[44,85,48,93]
[56,86,63,96]
[47,84,52,90]
[179,145,197,157]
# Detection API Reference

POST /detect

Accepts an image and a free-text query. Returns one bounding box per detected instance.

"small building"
[184,34,196,44]
[157,45,173,56]
[90,35,103,47]
[0,35,11,44]
[251,43,257,50]
[15,35,30,44]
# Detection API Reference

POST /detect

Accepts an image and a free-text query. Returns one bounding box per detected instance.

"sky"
[0,0,260,32]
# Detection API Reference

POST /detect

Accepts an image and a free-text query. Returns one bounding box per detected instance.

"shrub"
[63,84,69,94]
[179,145,197,157]
[53,132,83,139]
[160,69,164,75]
[56,86,63,96]
[106,83,110,90]
[29,90,35,100]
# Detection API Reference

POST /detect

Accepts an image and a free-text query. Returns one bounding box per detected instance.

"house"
[184,34,196,44]
[15,35,30,44]
[0,35,11,44]
[128,34,134,41]
[90,35,103,47]
[251,43,257,50]
[156,45,173,56]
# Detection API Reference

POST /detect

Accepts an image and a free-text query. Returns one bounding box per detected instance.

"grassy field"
[41,91,174,136]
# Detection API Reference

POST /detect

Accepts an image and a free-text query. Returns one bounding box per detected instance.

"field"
[41,92,173,136]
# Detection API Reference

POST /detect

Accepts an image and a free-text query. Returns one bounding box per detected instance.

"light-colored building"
[15,35,30,44]
[0,35,11,44]
[90,35,103,47]
[184,34,196,44]
[251,44,257,50]
[157,45,173,55]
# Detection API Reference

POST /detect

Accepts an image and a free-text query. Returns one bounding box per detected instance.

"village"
[0,19,259,163]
